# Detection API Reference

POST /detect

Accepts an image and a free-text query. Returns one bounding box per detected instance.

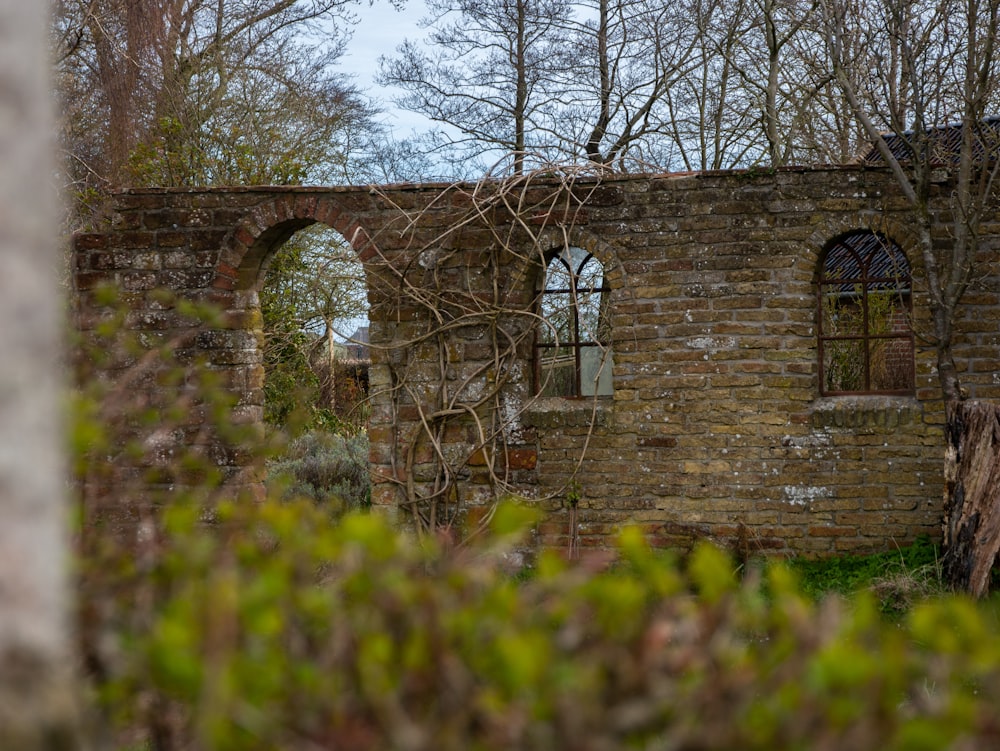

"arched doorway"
[241,220,373,513]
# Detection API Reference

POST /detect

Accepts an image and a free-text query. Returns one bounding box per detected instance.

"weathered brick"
[73,171,999,557]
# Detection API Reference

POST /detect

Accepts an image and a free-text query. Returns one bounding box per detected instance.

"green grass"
[786,535,943,612]
[515,533,976,619]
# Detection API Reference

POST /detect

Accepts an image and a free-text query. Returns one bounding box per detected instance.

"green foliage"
[267,429,371,513]
[76,289,1000,750]
[127,115,315,189]
[260,240,324,429]
[81,482,1000,750]
[822,286,902,392]
[260,226,369,433]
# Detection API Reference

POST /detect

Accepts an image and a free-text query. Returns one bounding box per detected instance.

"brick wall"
[72,167,1000,555]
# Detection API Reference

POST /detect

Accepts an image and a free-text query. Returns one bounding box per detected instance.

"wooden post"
[941,400,1000,597]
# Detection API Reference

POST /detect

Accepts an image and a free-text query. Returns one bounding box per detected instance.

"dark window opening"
[818,231,914,395]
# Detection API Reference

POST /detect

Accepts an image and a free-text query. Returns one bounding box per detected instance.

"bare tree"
[378,0,575,174]
[662,0,762,170]
[737,0,835,167]
[821,0,1000,592]
[789,14,869,164]
[553,0,703,169]
[662,0,842,170]
[379,0,718,173]
[54,0,375,200]
[0,1,80,747]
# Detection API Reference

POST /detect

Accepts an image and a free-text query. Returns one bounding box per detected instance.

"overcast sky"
[336,0,432,136]
[320,1,435,336]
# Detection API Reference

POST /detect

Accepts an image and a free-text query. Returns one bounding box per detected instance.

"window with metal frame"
[535,246,613,397]
[818,231,914,395]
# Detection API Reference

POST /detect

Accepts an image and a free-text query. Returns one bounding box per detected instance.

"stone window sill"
[521,396,614,429]
[810,395,922,429]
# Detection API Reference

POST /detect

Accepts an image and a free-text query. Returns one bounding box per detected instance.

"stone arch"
[530,226,625,294]
[214,192,376,295]
[803,212,925,285]
[203,192,380,445]
[528,226,631,336]
[792,212,927,337]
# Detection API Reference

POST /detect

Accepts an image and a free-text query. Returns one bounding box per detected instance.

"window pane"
[580,346,613,396]
[544,257,573,292]
[538,346,576,397]
[577,287,602,342]
[821,289,865,336]
[536,246,613,398]
[867,289,909,336]
[563,245,590,273]
[823,339,866,392]
[823,245,862,282]
[818,231,912,396]
[867,239,911,284]
[576,255,604,292]
[870,338,914,391]
[539,291,573,344]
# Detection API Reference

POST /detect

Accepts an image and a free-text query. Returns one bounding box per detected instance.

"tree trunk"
[941,400,1000,597]
[0,1,80,747]
[328,321,337,412]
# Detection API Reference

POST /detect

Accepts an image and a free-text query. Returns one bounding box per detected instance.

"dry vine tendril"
[366,163,632,539]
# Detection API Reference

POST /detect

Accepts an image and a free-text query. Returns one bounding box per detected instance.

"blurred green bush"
[80,493,1000,751]
[73,288,1000,750]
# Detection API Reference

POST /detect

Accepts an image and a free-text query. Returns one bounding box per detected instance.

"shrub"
[80,496,1000,751]
[266,429,371,512]
[75,286,1000,751]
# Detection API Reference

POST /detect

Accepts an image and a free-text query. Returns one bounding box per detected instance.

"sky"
[323,0,439,338]
[335,0,434,137]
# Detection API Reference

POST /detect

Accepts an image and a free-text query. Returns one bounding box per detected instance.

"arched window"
[818,231,914,395]
[535,246,612,397]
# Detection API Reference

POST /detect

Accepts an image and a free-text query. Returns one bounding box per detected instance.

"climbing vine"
[364,165,620,538]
